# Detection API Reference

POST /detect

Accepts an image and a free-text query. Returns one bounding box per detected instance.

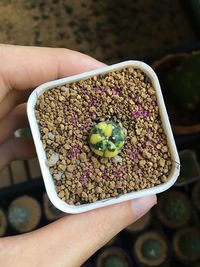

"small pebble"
[112,155,123,163]
[54,171,63,181]
[45,152,59,167]
[58,164,66,171]
[67,165,75,172]
[61,86,69,93]
[139,159,146,167]
[80,153,87,162]
[159,158,166,167]
[58,190,65,198]
[48,132,55,140]
[96,187,103,194]
[130,136,137,145]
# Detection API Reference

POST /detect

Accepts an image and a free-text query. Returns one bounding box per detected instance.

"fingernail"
[131,195,157,219]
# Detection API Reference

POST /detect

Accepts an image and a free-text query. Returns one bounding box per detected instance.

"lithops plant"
[8,196,41,233]
[97,247,131,267]
[134,232,169,266]
[173,227,200,262]
[156,191,191,229]
[103,256,126,267]
[89,121,125,157]
[166,52,200,111]
[142,238,165,261]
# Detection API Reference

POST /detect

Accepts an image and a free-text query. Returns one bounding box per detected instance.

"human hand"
[0,44,108,169]
[0,44,157,267]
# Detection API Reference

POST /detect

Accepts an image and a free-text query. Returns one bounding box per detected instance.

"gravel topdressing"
[35,67,172,205]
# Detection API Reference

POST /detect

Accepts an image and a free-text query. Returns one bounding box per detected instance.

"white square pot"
[27,60,180,214]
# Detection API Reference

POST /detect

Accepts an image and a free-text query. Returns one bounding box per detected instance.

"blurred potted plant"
[96,247,133,267]
[173,227,200,263]
[133,231,170,267]
[152,51,200,135]
[156,191,191,229]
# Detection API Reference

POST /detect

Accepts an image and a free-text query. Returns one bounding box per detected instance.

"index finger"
[0,44,105,94]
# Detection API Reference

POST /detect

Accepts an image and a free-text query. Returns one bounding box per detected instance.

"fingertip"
[130,195,157,220]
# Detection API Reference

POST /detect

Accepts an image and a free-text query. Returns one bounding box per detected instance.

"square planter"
[27,60,180,213]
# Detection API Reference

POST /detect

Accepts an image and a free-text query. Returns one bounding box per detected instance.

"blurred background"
[0,0,200,266]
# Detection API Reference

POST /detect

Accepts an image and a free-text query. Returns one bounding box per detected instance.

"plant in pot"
[173,227,200,263]
[133,231,170,267]
[96,246,133,267]
[156,190,191,229]
[152,51,200,135]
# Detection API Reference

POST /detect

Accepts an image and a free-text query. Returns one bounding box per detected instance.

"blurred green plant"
[104,256,125,267]
[166,52,200,111]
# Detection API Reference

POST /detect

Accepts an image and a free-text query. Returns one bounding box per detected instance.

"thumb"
[68,195,157,265]
[4,196,156,267]
[20,195,157,267]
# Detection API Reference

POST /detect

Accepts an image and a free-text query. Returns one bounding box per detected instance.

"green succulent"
[8,205,29,227]
[166,52,200,111]
[89,121,125,158]
[104,256,126,267]
[142,238,164,260]
[164,195,189,221]
[179,232,200,258]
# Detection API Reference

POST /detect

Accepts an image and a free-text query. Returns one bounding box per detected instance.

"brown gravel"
[35,67,172,205]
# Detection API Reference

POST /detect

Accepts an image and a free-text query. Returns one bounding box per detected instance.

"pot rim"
[27,60,180,214]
